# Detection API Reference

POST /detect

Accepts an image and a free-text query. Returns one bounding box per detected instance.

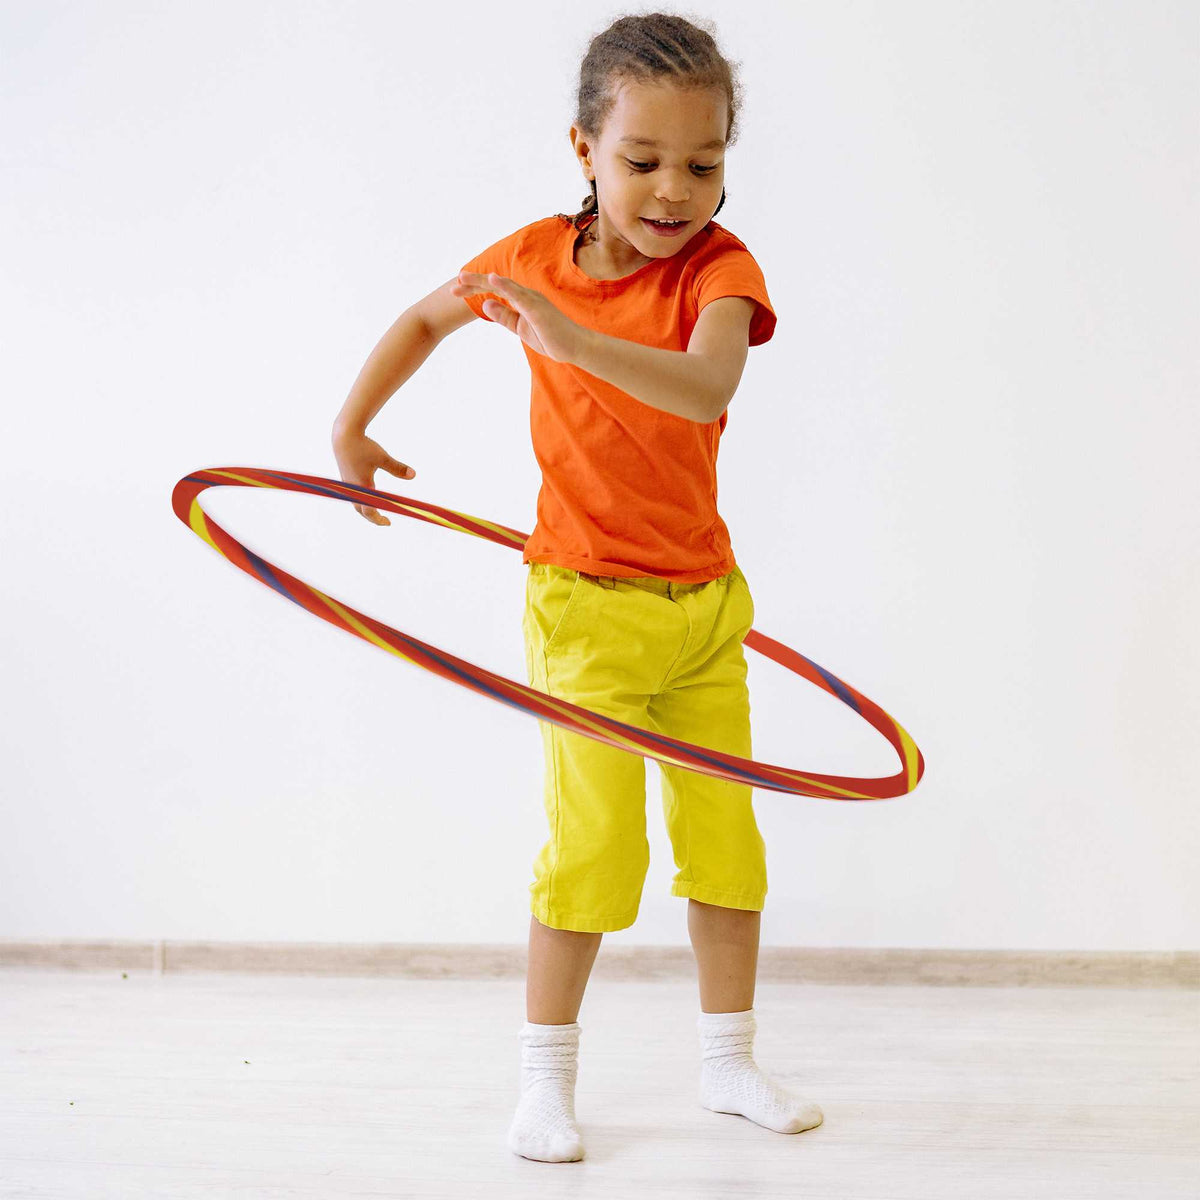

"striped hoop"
[171,467,925,801]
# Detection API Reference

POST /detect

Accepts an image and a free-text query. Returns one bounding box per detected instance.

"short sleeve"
[459,226,524,323]
[693,239,777,346]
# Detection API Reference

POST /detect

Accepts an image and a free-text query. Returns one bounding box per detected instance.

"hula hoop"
[171,467,924,801]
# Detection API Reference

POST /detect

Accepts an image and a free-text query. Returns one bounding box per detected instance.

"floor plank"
[0,968,1196,1198]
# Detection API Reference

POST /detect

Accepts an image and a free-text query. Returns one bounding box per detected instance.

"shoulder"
[468,215,561,256]
[690,221,762,267]
[686,222,771,294]
[484,215,572,266]
[686,222,776,346]
[516,215,573,250]
[705,220,746,246]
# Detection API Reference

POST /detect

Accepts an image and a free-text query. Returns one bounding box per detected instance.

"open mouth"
[642,218,690,236]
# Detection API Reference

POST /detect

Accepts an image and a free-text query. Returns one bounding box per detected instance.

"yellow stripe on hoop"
[312,588,421,665]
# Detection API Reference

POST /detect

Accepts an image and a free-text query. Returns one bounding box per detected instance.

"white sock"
[697,1008,823,1134]
[506,1020,585,1162]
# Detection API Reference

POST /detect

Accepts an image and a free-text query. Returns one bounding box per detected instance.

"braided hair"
[555,12,742,233]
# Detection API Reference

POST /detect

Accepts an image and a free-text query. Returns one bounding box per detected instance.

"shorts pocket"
[730,564,755,628]
[546,572,588,654]
[528,565,590,657]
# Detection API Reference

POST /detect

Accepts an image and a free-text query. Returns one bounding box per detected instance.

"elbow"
[707,385,732,423]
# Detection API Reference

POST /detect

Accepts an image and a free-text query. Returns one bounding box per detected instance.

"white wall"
[1,0,1195,951]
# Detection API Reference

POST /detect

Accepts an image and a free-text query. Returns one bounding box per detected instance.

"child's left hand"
[452,271,590,365]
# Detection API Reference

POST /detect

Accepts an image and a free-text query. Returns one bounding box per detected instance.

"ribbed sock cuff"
[521,1020,582,1043]
[698,1007,755,1026]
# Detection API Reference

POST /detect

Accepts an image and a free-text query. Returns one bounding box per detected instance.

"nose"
[656,184,690,203]
[655,166,694,203]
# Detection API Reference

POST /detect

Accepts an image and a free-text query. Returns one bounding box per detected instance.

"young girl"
[332,13,822,1164]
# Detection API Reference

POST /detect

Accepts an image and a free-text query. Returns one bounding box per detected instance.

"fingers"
[456,270,519,293]
[353,458,413,524]
[487,273,521,298]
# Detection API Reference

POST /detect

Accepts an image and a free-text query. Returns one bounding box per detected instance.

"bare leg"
[526,914,603,1024]
[508,914,598,1162]
[688,898,822,1133]
[688,897,760,1012]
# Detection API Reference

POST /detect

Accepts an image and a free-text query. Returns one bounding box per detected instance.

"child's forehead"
[605,81,727,147]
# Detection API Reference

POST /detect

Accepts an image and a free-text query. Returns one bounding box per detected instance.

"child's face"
[570,80,727,260]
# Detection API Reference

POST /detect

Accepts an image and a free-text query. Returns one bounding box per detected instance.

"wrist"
[332,417,366,445]
[573,324,603,371]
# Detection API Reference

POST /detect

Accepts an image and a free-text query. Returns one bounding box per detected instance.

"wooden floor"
[0,967,1196,1198]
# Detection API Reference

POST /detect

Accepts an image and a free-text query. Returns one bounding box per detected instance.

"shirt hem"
[523,550,737,584]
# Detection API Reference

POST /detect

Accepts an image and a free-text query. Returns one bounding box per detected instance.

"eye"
[626,159,719,175]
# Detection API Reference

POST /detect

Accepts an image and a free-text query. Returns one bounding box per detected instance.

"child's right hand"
[331,429,416,525]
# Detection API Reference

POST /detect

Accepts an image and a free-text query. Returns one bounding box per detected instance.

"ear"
[568,125,593,170]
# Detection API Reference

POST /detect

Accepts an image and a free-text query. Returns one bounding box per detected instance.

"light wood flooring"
[0,967,1196,1198]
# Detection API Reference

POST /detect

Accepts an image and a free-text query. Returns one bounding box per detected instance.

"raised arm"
[330,277,480,524]
[332,277,478,440]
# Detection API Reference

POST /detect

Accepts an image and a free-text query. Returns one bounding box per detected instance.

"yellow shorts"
[522,560,767,932]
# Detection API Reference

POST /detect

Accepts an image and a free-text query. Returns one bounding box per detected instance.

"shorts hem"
[532,901,639,933]
[671,881,766,911]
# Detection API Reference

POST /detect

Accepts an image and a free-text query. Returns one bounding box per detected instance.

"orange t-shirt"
[459,213,776,582]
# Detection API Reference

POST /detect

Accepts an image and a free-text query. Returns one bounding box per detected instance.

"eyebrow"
[618,136,726,151]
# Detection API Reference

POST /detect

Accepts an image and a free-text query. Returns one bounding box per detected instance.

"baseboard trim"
[0,941,1195,987]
